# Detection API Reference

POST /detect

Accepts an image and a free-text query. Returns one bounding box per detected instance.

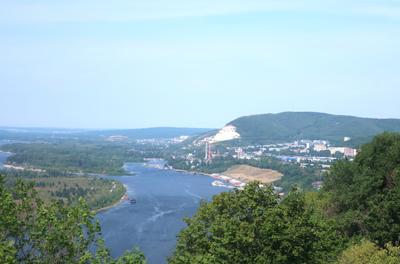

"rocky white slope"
[209,125,240,143]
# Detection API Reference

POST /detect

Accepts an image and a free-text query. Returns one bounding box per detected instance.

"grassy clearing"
[223,165,282,184]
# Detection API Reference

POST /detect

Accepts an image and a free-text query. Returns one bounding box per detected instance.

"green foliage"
[228,112,400,145]
[336,240,400,264]
[170,183,343,264]
[115,250,147,264]
[323,132,400,245]
[0,175,146,264]
[192,157,239,174]
[1,142,144,175]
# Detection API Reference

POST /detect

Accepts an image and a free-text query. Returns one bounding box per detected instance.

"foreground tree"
[169,182,343,264]
[336,240,400,264]
[323,132,400,245]
[0,176,146,264]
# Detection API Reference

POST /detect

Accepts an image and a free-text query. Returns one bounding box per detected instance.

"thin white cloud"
[354,3,400,19]
[1,0,398,25]
[0,0,302,24]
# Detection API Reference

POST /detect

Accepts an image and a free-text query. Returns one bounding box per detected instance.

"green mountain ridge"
[224,112,400,146]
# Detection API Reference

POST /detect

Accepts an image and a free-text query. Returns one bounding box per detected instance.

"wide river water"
[97,160,227,264]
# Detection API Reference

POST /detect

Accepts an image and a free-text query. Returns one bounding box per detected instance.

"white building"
[314,143,327,152]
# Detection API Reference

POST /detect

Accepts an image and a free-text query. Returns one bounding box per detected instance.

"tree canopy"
[170,182,343,264]
[336,240,400,264]
[0,176,146,264]
[323,132,400,246]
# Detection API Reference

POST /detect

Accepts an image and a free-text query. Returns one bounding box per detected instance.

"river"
[96,160,227,264]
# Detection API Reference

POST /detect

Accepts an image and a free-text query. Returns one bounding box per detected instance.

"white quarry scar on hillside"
[210,125,240,143]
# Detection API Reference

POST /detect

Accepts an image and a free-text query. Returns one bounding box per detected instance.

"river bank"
[0,151,129,213]
[94,189,126,213]
[168,167,246,189]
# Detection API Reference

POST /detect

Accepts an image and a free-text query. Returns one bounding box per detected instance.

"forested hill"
[228,112,400,145]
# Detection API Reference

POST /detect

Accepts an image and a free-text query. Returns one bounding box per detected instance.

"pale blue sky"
[1,1,400,129]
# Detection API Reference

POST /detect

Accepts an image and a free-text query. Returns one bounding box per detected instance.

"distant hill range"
[85,127,212,139]
[0,127,212,141]
[203,112,400,146]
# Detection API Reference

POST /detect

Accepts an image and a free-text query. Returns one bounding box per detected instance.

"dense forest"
[1,142,144,175]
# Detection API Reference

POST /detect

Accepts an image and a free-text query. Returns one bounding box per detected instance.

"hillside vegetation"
[323,132,400,246]
[228,112,400,145]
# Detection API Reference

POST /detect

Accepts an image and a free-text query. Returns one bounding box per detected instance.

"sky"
[1,0,400,129]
